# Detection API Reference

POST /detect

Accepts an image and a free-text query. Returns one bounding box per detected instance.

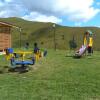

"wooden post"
[53,24,56,51]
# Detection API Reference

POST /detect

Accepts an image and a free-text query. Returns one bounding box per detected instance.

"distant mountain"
[0,17,100,50]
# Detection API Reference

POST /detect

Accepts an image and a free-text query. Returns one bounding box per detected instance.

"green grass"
[0,49,100,100]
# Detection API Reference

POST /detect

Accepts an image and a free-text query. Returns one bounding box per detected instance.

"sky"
[0,0,100,27]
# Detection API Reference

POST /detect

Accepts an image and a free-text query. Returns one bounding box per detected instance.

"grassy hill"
[0,17,100,50]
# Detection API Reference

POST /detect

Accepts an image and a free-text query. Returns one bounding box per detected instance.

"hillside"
[0,17,100,50]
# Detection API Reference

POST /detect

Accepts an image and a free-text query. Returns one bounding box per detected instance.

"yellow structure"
[14,51,32,61]
[5,53,14,60]
[88,37,93,47]
[83,36,87,46]
[83,31,93,47]
[4,49,44,62]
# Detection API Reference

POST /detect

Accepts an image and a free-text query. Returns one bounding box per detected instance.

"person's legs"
[88,46,92,55]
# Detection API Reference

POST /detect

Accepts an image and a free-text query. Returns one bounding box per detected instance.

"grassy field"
[0,49,100,100]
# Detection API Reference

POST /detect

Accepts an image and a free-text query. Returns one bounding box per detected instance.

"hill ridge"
[0,17,100,50]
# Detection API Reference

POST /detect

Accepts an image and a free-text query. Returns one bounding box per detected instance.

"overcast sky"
[0,0,100,26]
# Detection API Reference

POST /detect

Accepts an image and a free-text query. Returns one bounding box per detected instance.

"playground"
[0,49,100,100]
[0,21,99,100]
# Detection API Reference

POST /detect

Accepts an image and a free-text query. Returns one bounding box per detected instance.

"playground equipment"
[0,22,47,72]
[4,48,35,69]
[5,48,14,60]
[11,51,35,67]
[4,47,47,69]
[74,30,93,58]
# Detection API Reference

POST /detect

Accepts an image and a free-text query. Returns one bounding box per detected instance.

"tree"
[69,35,77,50]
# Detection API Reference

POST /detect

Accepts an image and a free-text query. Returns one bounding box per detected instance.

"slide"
[74,30,93,58]
[75,45,87,57]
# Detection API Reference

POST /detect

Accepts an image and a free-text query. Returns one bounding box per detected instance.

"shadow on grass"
[65,55,73,57]
[8,66,29,74]
[0,65,30,74]
[65,55,82,59]
[0,65,9,74]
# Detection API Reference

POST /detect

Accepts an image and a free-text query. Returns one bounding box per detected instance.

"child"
[33,43,40,61]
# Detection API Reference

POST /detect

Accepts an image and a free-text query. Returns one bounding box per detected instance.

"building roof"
[0,21,13,27]
[0,21,21,29]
